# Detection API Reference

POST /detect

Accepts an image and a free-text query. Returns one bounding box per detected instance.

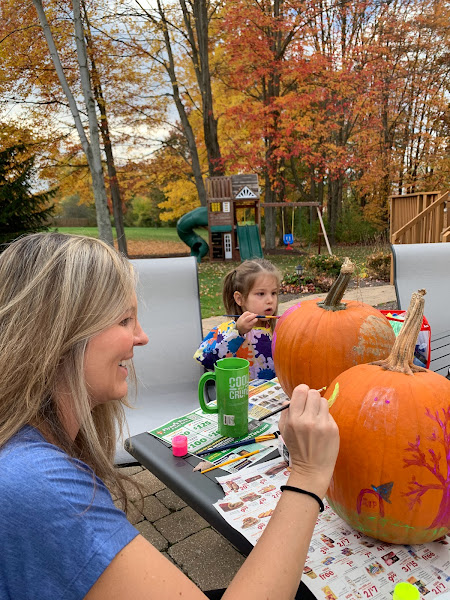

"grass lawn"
[55,226,208,242]
[54,226,388,318]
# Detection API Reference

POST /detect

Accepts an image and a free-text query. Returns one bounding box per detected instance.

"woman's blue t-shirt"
[0,426,138,600]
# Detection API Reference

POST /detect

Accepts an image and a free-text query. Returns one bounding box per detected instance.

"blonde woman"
[0,233,339,600]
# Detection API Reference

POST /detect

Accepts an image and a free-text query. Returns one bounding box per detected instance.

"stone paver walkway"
[117,284,397,592]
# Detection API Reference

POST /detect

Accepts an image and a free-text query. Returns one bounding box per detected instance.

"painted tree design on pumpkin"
[403,406,450,530]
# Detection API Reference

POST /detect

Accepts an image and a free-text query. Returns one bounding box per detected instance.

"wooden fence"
[50,217,96,227]
[390,190,449,244]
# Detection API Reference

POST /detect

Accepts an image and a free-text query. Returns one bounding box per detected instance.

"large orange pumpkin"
[325,289,450,544]
[272,258,396,394]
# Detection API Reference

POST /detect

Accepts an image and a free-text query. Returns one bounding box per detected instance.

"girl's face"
[235,274,279,317]
[84,293,149,406]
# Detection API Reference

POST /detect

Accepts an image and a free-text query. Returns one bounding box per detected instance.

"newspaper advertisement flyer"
[248,377,290,423]
[147,378,287,472]
[213,457,290,543]
[212,459,450,599]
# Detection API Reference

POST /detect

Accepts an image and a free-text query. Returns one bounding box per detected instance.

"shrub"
[279,272,334,295]
[365,251,391,281]
[281,271,300,286]
[305,254,343,276]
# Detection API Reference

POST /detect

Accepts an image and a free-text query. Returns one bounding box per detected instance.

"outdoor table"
[125,332,450,599]
[125,432,317,600]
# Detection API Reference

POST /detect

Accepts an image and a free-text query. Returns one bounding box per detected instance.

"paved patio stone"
[161,551,176,565]
[122,469,166,501]
[141,495,171,522]
[156,488,187,511]
[153,506,209,544]
[117,499,144,525]
[168,528,245,591]
[135,520,169,552]
[118,465,143,476]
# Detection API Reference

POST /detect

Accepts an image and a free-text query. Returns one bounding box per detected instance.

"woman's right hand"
[235,311,258,336]
[278,384,339,499]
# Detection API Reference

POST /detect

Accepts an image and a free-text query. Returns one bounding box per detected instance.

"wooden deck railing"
[390,191,449,244]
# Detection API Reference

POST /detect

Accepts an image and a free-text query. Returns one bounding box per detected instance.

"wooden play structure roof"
[205,174,260,200]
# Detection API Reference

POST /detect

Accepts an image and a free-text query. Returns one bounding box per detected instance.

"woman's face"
[84,294,148,406]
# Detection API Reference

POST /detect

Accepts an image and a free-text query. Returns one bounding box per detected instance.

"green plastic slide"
[176,207,209,263]
[237,224,263,260]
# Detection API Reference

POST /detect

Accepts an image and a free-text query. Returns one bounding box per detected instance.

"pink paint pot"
[172,435,188,457]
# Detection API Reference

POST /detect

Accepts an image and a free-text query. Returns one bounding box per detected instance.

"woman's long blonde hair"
[0,233,137,502]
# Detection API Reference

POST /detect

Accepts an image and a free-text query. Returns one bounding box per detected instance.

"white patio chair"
[115,256,204,464]
[391,243,450,336]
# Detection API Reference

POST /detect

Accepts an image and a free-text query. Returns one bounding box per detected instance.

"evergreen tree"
[0,144,55,246]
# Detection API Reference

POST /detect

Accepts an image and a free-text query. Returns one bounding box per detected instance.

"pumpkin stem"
[371,288,427,374]
[317,257,355,311]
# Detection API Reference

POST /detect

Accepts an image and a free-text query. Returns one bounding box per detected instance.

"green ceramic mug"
[198,357,250,438]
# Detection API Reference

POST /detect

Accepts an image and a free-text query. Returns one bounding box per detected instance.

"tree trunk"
[82,0,127,255]
[264,173,277,250]
[72,0,113,246]
[180,0,223,176]
[32,0,113,246]
[328,179,339,244]
[156,0,207,207]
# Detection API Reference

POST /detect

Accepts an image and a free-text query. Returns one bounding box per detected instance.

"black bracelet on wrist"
[280,485,325,512]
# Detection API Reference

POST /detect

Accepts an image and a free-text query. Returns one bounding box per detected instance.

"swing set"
[262,201,332,255]
[282,206,295,249]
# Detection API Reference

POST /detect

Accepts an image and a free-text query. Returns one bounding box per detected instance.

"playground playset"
[176,173,332,262]
[176,174,263,262]
[206,174,262,262]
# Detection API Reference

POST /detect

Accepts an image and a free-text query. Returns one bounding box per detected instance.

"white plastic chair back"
[115,257,204,464]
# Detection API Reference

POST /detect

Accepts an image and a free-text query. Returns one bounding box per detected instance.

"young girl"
[194,258,281,380]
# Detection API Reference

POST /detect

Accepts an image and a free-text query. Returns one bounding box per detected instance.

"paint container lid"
[393,582,420,600]
[172,435,188,457]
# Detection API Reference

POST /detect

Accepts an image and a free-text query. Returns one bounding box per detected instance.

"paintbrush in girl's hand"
[223,314,280,319]
[257,387,327,421]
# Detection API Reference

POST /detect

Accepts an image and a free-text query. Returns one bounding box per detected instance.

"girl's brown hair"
[0,233,137,505]
[222,258,281,331]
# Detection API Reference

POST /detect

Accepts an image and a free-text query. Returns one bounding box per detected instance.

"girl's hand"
[278,384,339,499]
[236,311,258,336]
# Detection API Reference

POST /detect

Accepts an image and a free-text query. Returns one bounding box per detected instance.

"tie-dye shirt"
[194,319,275,380]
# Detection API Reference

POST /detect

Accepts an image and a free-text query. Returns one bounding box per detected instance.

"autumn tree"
[145,128,201,222]
[177,0,224,177]
[220,1,308,248]
[221,0,449,243]
[1,0,166,250]
[31,0,114,246]
[114,0,226,210]
[81,0,127,253]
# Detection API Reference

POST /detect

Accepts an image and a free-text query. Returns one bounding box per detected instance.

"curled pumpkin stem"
[371,288,427,374]
[317,257,355,312]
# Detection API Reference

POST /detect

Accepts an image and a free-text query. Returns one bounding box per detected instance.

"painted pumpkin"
[272,258,396,394]
[325,289,450,544]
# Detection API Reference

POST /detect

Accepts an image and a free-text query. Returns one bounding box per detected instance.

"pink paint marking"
[356,489,385,517]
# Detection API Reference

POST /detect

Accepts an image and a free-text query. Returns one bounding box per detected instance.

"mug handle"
[198,372,218,414]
